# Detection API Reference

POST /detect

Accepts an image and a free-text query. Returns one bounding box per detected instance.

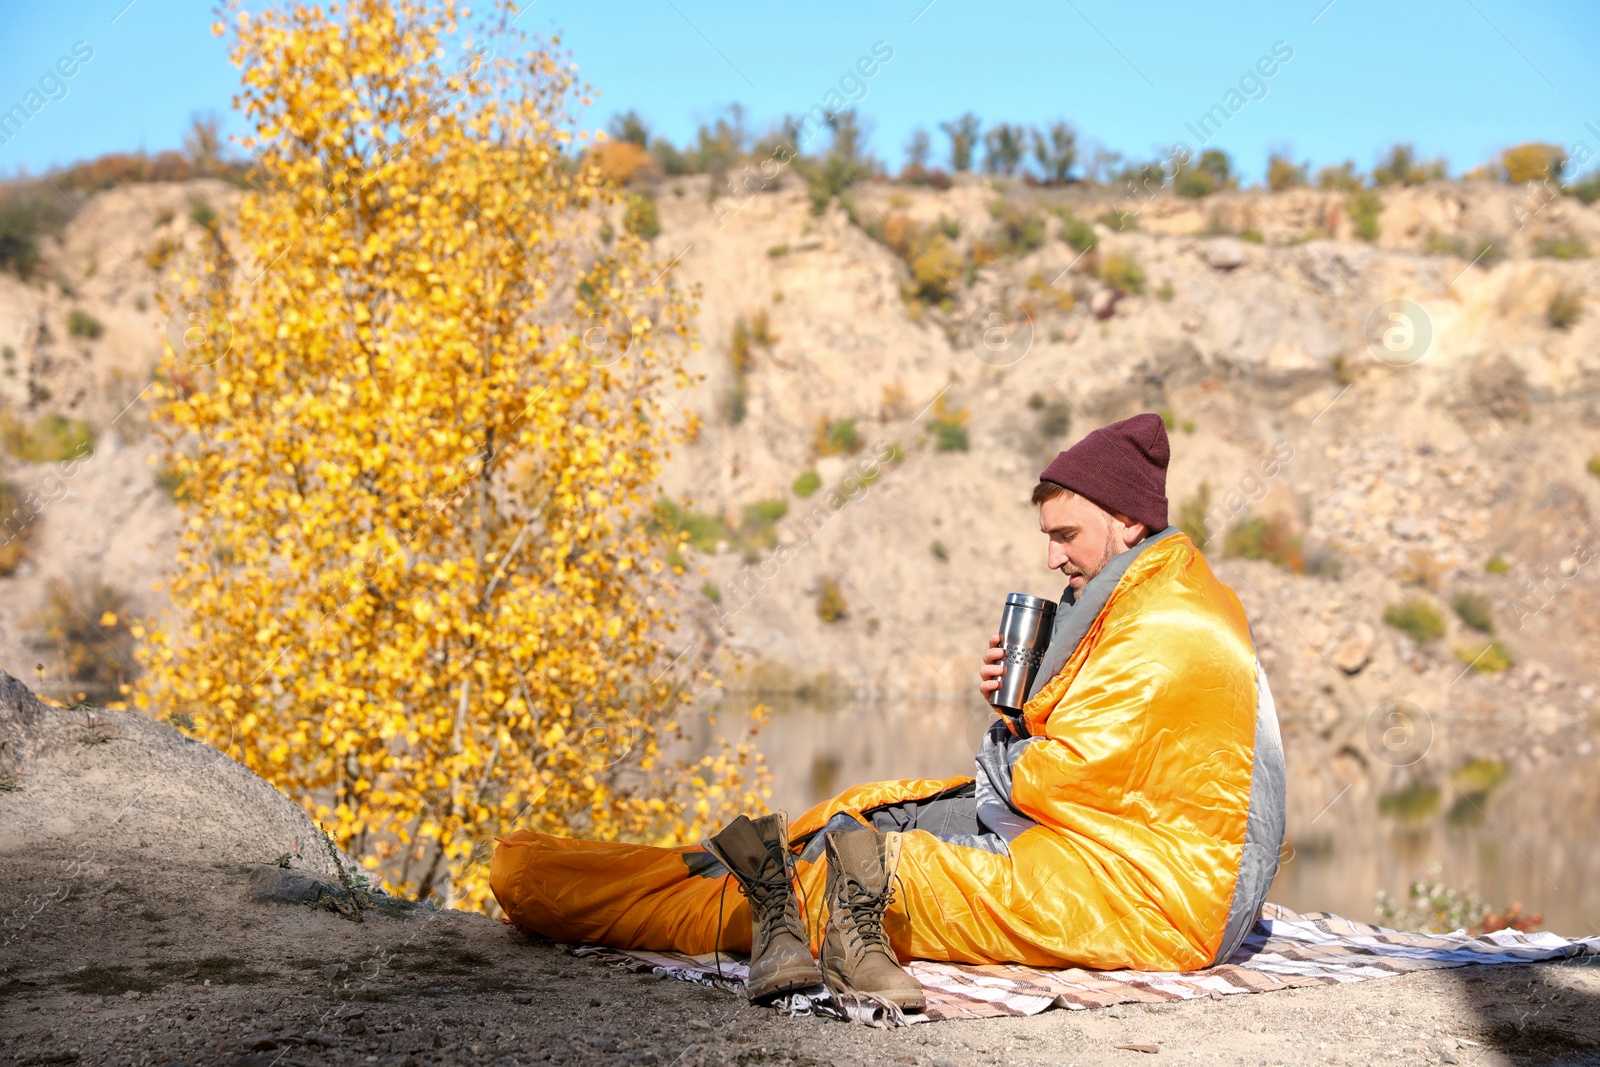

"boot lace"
[748,869,801,942]
[836,874,893,952]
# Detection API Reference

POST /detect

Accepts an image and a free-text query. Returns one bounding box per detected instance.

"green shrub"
[817,577,847,622]
[815,417,862,457]
[1377,781,1441,824]
[743,499,788,525]
[1223,515,1304,572]
[28,581,139,705]
[154,462,192,501]
[0,181,74,278]
[930,540,948,562]
[650,497,729,554]
[1029,393,1072,442]
[1,412,97,463]
[1174,149,1234,198]
[792,469,821,497]
[700,580,721,603]
[1587,455,1600,479]
[1347,189,1382,242]
[1097,252,1146,294]
[1316,161,1362,191]
[188,196,217,230]
[1177,481,1213,549]
[0,479,33,575]
[908,234,961,304]
[623,193,660,239]
[1096,208,1137,232]
[975,199,1047,261]
[1548,287,1584,329]
[719,379,748,425]
[767,244,789,258]
[739,498,788,552]
[1156,280,1174,301]
[1484,555,1512,574]
[1052,209,1097,253]
[1423,231,1494,260]
[933,422,969,452]
[67,309,103,340]
[1450,757,1509,796]
[1372,144,1444,187]
[723,311,775,426]
[1267,155,1308,190]
[1383,596,1446,644]
[1533,234,1589,260]
[1455,639,1514,673]
[1451,590,1494,633]
[928,396,969,452]
[1569,171,1600,205]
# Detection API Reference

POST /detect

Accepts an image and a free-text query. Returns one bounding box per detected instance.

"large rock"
[0,671,350,872]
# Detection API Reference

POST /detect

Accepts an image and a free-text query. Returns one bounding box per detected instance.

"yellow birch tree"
[136,0,764,908]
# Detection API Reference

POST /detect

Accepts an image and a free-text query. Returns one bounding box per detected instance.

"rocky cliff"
[2,172,1598,747]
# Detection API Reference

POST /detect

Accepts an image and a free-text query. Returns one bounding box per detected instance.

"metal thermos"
[988,592,1056,715]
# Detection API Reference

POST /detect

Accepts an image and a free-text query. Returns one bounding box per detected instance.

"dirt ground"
[3,679,1600,1067]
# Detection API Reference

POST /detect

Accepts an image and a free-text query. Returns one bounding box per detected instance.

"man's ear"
[1115,515,1146,547]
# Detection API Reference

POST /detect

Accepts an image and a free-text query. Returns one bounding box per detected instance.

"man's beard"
[1061,523,1124,584]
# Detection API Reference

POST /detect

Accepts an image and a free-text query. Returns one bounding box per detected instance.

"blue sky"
[3,0,1599,181]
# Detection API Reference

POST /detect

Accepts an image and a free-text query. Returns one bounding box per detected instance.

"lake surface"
[700,694,1600,938]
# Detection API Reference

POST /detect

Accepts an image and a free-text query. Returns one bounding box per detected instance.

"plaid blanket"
[572,904,1600,1026]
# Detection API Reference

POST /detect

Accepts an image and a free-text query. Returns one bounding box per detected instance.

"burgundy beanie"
[1039,413,1170,532]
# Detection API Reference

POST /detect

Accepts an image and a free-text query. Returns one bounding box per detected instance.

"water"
[706,694,1600,938]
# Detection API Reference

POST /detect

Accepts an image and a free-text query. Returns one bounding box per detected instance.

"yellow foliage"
[586,140,658,188]
[139,0,765,911]
[1500,142,1566,184]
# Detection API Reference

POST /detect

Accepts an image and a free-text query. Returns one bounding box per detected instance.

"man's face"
[1038,492,1140,594]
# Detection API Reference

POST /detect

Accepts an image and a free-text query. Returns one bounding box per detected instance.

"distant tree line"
[5,105,1599,281]
[600,106,1600,207]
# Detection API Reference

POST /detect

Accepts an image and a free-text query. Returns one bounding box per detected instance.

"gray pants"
[863,793,982,839]
[800,786,990,860]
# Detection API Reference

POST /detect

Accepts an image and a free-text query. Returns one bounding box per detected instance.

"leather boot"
[819,825,926,1012]
[703,813,823,1002]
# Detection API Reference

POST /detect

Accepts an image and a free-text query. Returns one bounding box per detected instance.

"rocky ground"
[4,675,1600,1067]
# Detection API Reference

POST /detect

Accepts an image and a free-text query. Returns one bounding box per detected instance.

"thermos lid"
[1004,592,1055,610]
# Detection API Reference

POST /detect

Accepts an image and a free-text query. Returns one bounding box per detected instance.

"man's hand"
[978,633,1005,701]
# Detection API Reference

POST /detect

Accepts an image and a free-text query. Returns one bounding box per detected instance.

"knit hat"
[1038,413,1170,532]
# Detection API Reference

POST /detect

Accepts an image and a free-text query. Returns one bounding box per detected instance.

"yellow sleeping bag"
[492,529,1285,971]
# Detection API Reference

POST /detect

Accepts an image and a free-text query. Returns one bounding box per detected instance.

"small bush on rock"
[1451,590,1494,633]
[1547,287,1584,329]
[1223,514,1304,572]
[1097,252,1146,294]
[1454,639,1514,673]
[1384,596,1446,644]
[817,577,847,622]
[1,412,97,463]
[1347,189,1382,242]
[68,309,103,339]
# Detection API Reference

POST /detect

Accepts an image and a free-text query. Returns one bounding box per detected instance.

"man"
[492,413,1285,1009]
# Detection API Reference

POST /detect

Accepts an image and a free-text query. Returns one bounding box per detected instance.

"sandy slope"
[3,674,1599,1067]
